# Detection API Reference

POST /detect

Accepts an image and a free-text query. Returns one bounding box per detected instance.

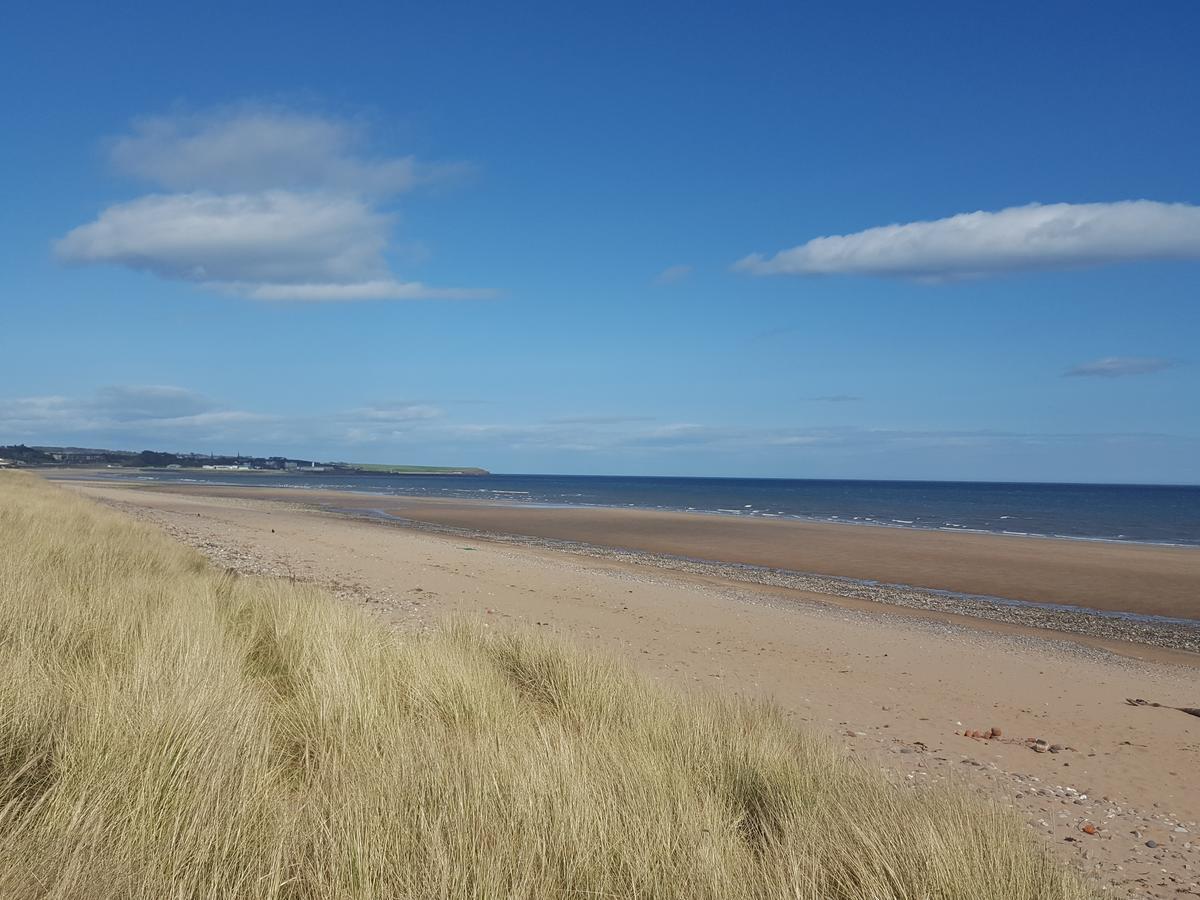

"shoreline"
[48,475,1200,654]
[52,476,1200,623]
[330,505,1200,655]
[49,469,1200,548]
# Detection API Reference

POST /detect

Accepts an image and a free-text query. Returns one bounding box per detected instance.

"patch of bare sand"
[68,482,1200,898]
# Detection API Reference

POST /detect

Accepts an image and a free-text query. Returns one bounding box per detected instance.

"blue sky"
[2,0,1198,482]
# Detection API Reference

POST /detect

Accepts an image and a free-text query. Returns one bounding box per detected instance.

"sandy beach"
[60,478,1200,898]
[82,479,1200,618]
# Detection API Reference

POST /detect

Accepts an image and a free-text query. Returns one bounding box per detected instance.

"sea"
[81,471,1200,547]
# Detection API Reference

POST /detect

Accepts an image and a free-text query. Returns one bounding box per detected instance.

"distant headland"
[0,444,489,476]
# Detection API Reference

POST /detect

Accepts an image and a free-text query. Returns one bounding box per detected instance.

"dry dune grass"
[0,472,1094,899]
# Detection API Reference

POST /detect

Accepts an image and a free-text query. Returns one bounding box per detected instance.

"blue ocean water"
[82,471,1200,546]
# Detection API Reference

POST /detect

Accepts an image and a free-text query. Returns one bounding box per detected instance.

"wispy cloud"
[237,280,491,302]
[0,386,273,441]
[93,385,216,420]
[436,420,1196,459]
[546,415,656,425]
[55,105,490,302]
[653,264,692,285]
[735,201,1200,281]
[0,387,451,449]
[106,105,469,195]
[3,387,1196,474]
[1064,356,1176,378]
[348,403,444,423]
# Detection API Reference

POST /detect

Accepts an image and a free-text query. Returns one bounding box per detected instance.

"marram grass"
[0,472,1094,899]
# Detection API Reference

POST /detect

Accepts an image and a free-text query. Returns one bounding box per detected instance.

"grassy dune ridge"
[0,473,1092,898]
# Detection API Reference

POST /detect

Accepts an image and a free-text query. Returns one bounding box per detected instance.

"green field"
[352,463,489,475]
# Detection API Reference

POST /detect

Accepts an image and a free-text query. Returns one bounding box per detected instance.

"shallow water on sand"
[81,471,1200,546]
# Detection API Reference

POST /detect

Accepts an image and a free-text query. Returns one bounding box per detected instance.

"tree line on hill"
[0,445,317,469]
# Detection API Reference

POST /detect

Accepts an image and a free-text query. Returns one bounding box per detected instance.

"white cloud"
[546,415,656,425]
[5,389,1196,481]
[239,280,494,302]
[108,106,465,196]
[1065,356,1175,377]
[653,264,692,284]
[433,419,1198,460]
[93,385,215,420]
[0,396,74,429]
[57,192,388,285]
[736,201,1200,280]
[56,106,489,302]
[350,403,444,423]
[0,386,460,450]
[336,403,445,443]
[0,386,272,440]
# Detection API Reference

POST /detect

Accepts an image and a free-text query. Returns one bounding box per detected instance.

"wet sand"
[79,479,1200,621]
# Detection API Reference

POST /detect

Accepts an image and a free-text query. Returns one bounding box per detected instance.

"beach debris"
[1022,736,1076,754]
[1146,840,1159,848]
[960,726,1003,740]
[1081,823,1098,835]
[1125,697,1200,718]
